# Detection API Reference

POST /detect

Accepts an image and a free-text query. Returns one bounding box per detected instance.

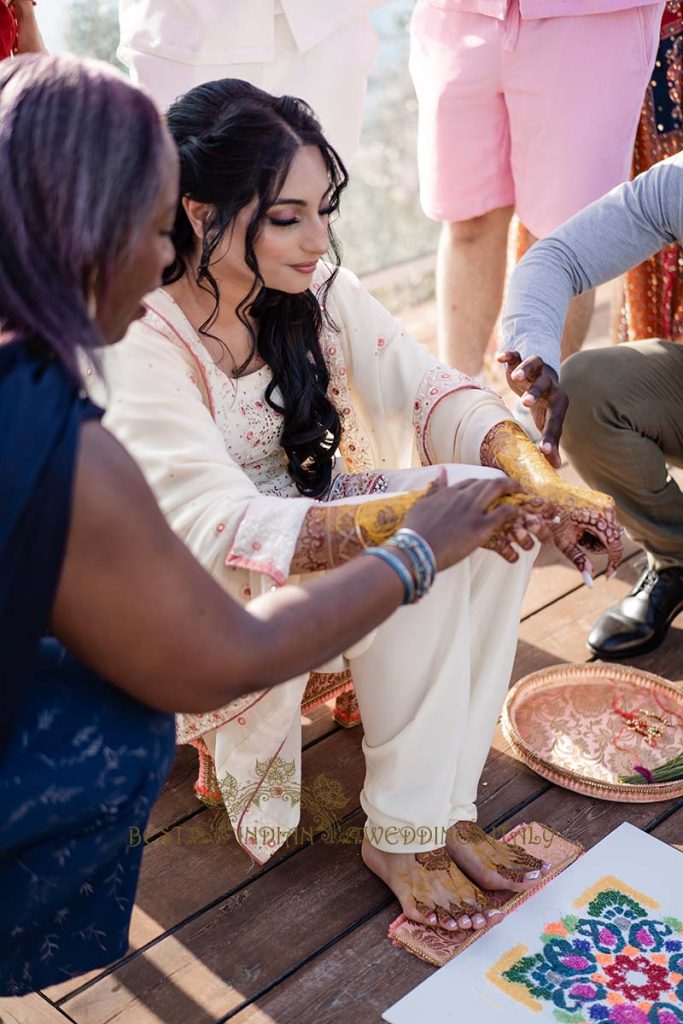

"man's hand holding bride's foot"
[446,821,550,893]
[361,839,505,933]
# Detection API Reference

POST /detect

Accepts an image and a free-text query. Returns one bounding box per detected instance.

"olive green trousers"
[562,339,683,571]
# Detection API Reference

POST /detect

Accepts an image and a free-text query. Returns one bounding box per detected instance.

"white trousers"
[350,466,536,853]
[203,464,536,861]
[121,14,379,166]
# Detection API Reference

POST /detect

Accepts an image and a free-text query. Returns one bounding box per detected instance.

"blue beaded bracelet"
[394,528,437,578]
[385,528,437,600]
[362,546,416,605]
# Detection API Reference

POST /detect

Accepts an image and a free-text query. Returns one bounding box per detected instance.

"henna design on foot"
[415,848,453,872]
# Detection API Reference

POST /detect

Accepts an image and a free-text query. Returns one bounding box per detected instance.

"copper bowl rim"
[501,662,683,802]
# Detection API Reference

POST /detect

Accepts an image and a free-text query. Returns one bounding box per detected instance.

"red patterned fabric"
[0,2,17,59]
[331,688,362,728]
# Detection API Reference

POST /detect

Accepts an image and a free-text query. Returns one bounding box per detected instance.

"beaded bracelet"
[385,528,437,600]
[362,546,416,605]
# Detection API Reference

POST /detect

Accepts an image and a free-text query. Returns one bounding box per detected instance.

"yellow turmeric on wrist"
[354,484,432,547]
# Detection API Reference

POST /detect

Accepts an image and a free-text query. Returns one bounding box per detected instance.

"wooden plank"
[146,743,202,836]
[649,805,683,846]
[475,727,550,826]
[521,538,640,621]
[230,906,430,1024]
[301,703,339,746]
[513,551,646,676]
[47,726,365,1003]
[0,994,71,1024]
[614,621,683,684]
[148,706,339,836]
[231,790,683,1024]
[58,719,550,1019]
[498,784,678,851]
[62,809,390,1024]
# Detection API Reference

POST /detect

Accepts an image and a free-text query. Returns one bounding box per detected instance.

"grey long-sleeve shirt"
[501,152,683,376]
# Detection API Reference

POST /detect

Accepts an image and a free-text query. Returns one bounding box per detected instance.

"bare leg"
[437,206,514,376]
[361,840,505,931]
[525,231,595,361]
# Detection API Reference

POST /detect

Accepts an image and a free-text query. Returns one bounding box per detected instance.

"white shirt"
[119,0,386,65]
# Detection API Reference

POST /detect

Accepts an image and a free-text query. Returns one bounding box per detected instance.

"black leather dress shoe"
[587,566,683,659]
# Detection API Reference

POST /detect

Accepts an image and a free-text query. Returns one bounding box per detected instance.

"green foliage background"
[66,0,124,70]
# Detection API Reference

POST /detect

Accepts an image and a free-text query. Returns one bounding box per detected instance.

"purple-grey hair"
[0,53,166,377]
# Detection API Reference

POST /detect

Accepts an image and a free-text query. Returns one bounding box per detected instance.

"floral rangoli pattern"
[488,877,683,1023]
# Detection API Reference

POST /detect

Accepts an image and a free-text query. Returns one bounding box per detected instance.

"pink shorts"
[409,0,664,236]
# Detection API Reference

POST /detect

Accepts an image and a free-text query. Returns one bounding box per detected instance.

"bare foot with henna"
[446,821,550,892]
[361,839,505,932]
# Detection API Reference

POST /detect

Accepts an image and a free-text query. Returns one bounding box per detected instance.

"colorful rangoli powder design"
[487,876,683,1023]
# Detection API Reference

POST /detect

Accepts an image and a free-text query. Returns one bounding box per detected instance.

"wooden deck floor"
[2,289,683,1024]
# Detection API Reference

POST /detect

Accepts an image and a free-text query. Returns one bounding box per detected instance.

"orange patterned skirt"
[620,4,683,342]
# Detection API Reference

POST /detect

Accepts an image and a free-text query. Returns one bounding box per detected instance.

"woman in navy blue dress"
[0,54,529,994]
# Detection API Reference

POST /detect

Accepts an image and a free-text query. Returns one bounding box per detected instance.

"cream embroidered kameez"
[102,267,536,864]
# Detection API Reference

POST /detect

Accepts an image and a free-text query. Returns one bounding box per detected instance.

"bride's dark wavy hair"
[164,79,349,497]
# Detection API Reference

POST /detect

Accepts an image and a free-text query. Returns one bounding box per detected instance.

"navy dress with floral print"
[0,340,176,995]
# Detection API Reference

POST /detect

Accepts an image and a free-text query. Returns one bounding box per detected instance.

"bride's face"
[191,145,335,296]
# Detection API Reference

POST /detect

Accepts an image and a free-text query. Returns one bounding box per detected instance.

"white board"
[384,823,683,1023]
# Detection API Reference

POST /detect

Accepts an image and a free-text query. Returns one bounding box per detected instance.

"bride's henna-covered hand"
[480,420,623,581]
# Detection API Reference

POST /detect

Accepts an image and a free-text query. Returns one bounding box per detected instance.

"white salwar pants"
[349,464,536,853]
[352,541,534,852]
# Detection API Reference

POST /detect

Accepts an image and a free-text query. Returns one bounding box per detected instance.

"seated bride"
[101,78,622,932]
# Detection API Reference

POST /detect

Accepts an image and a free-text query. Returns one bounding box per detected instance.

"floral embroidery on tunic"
[327,471,389,500]
[322,328,374,472]
[207,367,295,498]
[489,876,683,1023]
[144,301,296,497]
[175,690,268,746]
[413,363,486,466]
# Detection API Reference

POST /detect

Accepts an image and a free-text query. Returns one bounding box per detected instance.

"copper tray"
[501,662,683,802]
